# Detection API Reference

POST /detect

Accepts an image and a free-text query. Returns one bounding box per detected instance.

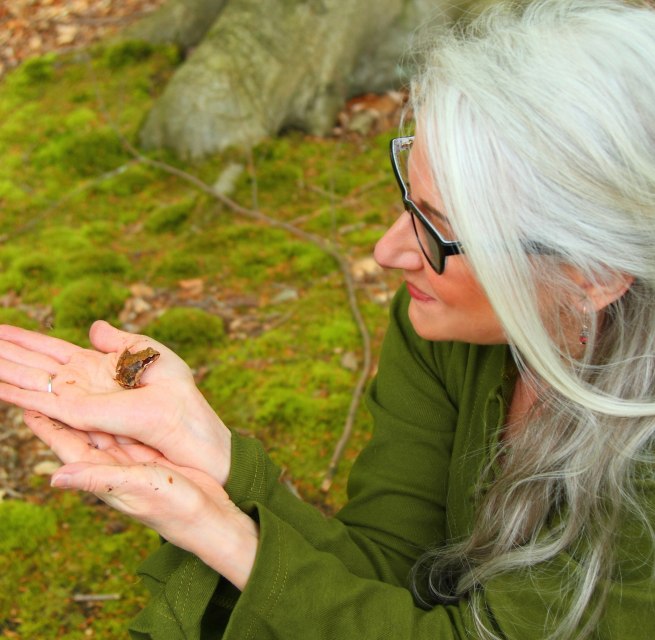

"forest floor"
[1,0,166,79]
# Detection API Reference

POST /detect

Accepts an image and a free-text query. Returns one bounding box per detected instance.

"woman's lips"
[406,282,434,302]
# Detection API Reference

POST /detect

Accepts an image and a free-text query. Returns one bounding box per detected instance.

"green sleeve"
[221,499,655,640]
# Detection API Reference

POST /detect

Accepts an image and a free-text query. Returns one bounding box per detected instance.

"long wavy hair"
[410,1,655,638]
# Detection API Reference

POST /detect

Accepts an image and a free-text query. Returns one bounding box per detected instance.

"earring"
[579,304,590,346]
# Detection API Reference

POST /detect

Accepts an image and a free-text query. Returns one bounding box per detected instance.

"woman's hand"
[0,321,232,486]
[25,410,258,590]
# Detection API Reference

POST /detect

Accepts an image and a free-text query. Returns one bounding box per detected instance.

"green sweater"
[129,287,655,639]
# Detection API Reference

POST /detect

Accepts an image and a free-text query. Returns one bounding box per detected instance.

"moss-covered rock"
[53,277,129,329]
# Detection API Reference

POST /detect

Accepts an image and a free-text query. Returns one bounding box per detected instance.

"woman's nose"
[374,211,424,271]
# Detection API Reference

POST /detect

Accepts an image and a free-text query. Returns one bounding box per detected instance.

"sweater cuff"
[129,543,223,640]
[225,432,282,507]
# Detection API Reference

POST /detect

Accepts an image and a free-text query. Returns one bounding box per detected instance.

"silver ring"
[47,374,55,394]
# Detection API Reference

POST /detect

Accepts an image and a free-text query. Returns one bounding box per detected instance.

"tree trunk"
[134,0,458,158]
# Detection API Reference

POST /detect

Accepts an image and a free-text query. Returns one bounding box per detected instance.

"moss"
[53,277,129,329]
[145,200,193,233]
[0,308,40,330]
[153,252,203,280]
[63,106,98,130]
[0,179,28,204]
[33,128,128,177]
[0,252,59,296]
[102,40,155,69]
[13,253,59,283]
[60,248,131,281]
[16,53,57,85]
[288,244,336,279]
[144,307,226,363]
[91,163,155,196]
[0,492,154,639]
[0,271,24,296]
[0,501,57,554]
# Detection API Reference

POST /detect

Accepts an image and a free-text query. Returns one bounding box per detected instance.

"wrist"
[193,506,259,591]
[187,391,232,486]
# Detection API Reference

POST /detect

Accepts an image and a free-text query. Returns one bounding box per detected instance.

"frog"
[114,347,160,389]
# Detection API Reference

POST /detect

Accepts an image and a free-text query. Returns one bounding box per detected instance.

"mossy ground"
[0,41,402,637]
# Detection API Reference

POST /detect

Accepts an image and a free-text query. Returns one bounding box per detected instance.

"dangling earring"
[579,304,590,346]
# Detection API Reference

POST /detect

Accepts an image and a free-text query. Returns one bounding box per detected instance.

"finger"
[51,462,128,493]
[0,325,80,364]
[23,411,107,465]
[89,321,150,355]
[51,461,173,502]
[0,358,55,394]
[2,381,153,443]
[85,430,160,464]
[0,340,62,372]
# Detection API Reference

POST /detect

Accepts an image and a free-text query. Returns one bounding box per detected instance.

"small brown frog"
[115,347,160,389]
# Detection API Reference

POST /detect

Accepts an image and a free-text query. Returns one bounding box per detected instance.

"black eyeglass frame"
[389,136,464,275]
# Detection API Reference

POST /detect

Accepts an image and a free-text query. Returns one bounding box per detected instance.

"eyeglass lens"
[394,141,446,273]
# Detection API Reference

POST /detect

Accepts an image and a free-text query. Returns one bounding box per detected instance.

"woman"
[0,0,654,637]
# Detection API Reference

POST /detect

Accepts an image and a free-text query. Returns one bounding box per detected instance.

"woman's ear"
[572,270,635,312]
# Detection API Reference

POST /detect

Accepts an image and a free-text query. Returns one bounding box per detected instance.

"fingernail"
[51,473,71,489]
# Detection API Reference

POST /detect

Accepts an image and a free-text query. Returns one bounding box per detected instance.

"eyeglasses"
[390,136,463,275]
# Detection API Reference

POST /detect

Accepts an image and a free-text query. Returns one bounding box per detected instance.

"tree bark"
[122,0,229,50]
[136,0,457,158]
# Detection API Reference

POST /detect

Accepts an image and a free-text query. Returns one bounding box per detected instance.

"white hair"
[410,1,655,638]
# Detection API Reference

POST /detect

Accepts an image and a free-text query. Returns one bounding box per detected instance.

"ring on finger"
[47,373,56,394]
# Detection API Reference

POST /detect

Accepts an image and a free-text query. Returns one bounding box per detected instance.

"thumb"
[89,320,132,354]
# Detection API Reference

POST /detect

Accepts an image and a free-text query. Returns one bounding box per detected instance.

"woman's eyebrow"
[415,197,451,227]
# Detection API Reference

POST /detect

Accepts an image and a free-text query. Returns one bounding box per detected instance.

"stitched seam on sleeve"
[243,516,289,640]
[249,442,265,500]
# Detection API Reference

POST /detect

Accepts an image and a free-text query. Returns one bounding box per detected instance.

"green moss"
[0,252,59,296]
[91,163,155,196]
[16,53,57,85]
[0,308,40,330]
[53,277,129,329]
[0,492,155,638]
[0,270,24,296]
[0,179,28,204]
[63,106,98,130]
[33,128,128,177]
[0,501,57,554]
[60,248,131,281]
[145,200,193,233]
[102,40,155,69]
[153,252,203,280]
[144,307,226,363]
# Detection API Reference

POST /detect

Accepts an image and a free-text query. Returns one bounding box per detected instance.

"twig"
[72,593,121,602]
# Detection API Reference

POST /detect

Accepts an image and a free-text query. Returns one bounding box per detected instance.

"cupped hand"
[0,322,232,486]
[24,410,257,589]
